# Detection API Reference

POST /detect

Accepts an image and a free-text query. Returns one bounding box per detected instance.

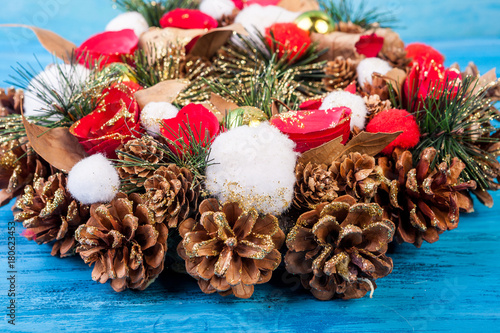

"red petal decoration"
[355,33,384,58]
[405,43,445,67]
[299,99,323,110]
[160,9,218,30]
[161,104,221,156]
[344,82,357,94]
[270,108,352,153]
[244,0,280,6]
[76,29,138,68]
[231,0,244,9]
[265,22,311,62]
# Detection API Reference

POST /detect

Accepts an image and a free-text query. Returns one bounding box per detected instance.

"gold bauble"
[226,107,268,129]
[104,63,137,83]
[294,11,335,34]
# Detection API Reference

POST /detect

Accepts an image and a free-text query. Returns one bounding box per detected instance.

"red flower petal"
[405,43,445,67]
[244,0,280,6]
[355,33,384,58]
[76,29,138,68]
[344,82,357,94]
[270,108,352,153]
[160,9,218,30]
[265,23,311,62]
[231,0,244,9]
[299,99,323,110]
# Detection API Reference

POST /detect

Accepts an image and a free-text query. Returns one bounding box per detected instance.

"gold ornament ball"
[104,63,137,83]
[226,107,268,129]
[295,11,335,34]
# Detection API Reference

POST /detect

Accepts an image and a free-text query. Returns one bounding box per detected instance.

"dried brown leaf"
[277,0,319,12]
[298,131,402,165]
[1,24,76,62]
[201,93,238,122]
[190,24,248,59]
[378,68,407,96]
[134,79,188,109]
[22,116,87,172]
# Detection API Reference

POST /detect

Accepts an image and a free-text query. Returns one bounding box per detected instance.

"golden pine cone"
[0,88,23,116]
[177,198,285,299]
[75,193,168,292]
[285,195,395,300]
[364,94,392,121]
[143,164,199,227]
[329,152,385,202]
[361,74,390,100]
[14,173,90,257]
[323,56,358,91]
[377,148,477,247]
[117,137,164,187]
[293,162,339,209]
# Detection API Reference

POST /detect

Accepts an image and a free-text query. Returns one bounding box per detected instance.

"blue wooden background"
[0,1,499,332]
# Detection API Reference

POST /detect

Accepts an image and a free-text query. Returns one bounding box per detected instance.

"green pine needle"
[319,0,397,29]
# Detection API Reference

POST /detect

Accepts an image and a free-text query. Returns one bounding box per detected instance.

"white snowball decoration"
[67,154,121,205]
[140,102,179,136]
[24,63,91,119]
[234,4,301,37]
[320,90,368,130]
[205,122,298,215]
[105,11,149,37]
[356,57,393,86]
[200,0,236,20]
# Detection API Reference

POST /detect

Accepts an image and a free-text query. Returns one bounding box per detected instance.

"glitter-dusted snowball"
[320,90,368,130]
[67,154,120,205]
[24,64,91,120]
[105,11,149,37]
[206,122,298,215]
[356,57,392,86]
[234,4,300,37]
[140,102,179,136]
[200,0,236,20]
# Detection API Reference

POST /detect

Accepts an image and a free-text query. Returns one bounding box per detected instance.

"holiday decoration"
[1,0,499,303]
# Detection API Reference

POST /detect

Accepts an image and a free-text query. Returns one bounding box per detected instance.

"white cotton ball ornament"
[140,102,179,137]
[24,63,91,119]
[356,57,393,86]
[234,4,301,37]
[320,91,368,130]
[67,154,121,205]
[205,122,298,215]
[200,0,236,20]
[105,11,149,37]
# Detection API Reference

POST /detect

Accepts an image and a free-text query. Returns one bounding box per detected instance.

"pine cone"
[143,164,199,227]
[323,56,357,91]
[364,94,392,121]
[293,162,339,209]
[117,137,164,187]
[285,195,395,300]
[361,74,390,100]
[379,47,411,69]
[75,193,168,292]
[218,8,239,27]
[377,148,477,247]
[336,22,365,34]
[0,88,23,116]
[177,198,285,299]
[329,152,385,202]
[14,173,89,257]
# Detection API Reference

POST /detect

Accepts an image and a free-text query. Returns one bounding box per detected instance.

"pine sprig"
[319,0,397,29]
[412,76,500,190]
[113,0,200,27]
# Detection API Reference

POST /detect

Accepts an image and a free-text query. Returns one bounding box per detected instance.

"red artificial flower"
[299,99,323,110]
[161,104,221,155]
[355,33,384,58]
[405,43,445,67]
[265,22,311,62]
[76,29,138,68]
[244,0,280,6]
[404,60,461,110]
[365,109,420,155]
[270,107,351,153]
[160,9,218,30]
[69,81,143,158]
[344,82,357,94]
[231,0,244,9]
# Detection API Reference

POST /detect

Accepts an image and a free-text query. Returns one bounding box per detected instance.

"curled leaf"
[134,79,188,109]
[190,24,248,59]
[201,93,239,122]
[22,115,87,172]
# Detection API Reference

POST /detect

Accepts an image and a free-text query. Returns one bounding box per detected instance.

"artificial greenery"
[319,0,397,29]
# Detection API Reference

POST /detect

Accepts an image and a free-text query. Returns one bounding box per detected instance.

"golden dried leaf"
[277,0,319,12]
[134,79,188,109]
[190,24,248,59]
[472,68,497,95]
[298,131,402,165]
[202,93,238,122]
[376,68,407,96]
[22,116,87,172]
[1,24,76,63]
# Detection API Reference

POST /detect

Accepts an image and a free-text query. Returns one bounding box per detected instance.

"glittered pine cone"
[362,74,390,100]
[0,87,23,116]
[75,193,168,292]
[143,164,199,227]
[378,148,477,247]
[285,195,395,300]
[293,162,339,209]
[329,152,384,202]
[379,46,411,69]
[323,56,357,91]
[177,198,285,299]
[14,173,89,257]
[364,94,392,121]
[117,137,164,187]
